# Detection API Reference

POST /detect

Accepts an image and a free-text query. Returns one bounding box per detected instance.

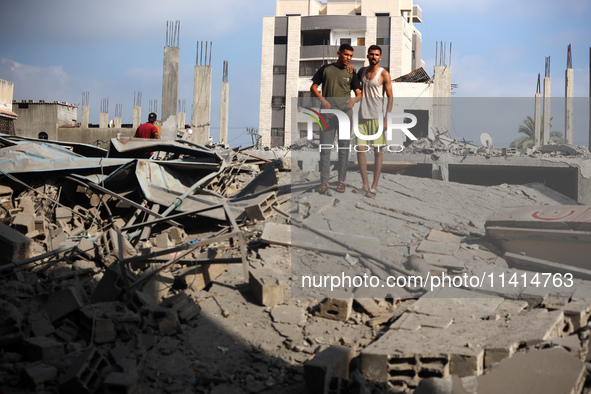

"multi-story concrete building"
[259,0,425,147]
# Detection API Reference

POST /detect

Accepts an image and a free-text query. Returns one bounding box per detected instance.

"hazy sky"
[1,0,590,146]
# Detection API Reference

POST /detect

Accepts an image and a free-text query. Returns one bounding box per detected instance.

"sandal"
[352,186,368,194]
[336,180,346,193]
[365,188,377,198]
[316,181,330,194]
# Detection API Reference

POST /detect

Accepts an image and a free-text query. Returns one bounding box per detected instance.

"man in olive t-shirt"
[310,43,362,194]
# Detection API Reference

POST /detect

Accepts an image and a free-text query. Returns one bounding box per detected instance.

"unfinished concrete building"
[0,79,17,136]
[259,0,427,147]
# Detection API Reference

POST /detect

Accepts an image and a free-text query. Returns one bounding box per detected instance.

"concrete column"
[81,105,89,128]
[565,68,574,144]
[389,16,412,79]
[192,66,212,145]
[259,17,275,148]
[114,117,122,128]
[430,65,452,138]
[161,46,180,140]
[365,17,377,67]
[534,93,542,146]
[219,81,229,145]
[177,112,185,130]
[543,77,551,144]
[99,112,108,129]
[133,106,141,129]
[284,15,302,147]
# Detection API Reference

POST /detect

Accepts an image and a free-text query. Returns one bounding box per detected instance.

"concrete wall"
[0,80,14,112]
[326,0,358,15]
[284,15,302,147]
[13,102,77,138]
[389,16,413,78]
[219,81,229,145]
[57,127,136,150]
[361,0,401,16]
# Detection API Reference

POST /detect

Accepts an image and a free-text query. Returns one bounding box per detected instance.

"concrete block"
[318,298,353,322]
[270,305,306,326]
[245,192,278,221]
[175,263,227,292]
[17,196,35,214]
[128,290,158,312]
[55,206,72,222]
[104,372,138,394]
[0,222,33,266]
[44,286,87,321]
[561,300,591,332]
[164,227,187,244]
[28,310,55,337]
[249,267,285,306]
[154,232,174,248]
[161,292,201,323]
[354,297,390,318]
[59,347,110,394]
[477,347,585,394]
[304,345,355,393]
[24,363,58,387]
[23,336,64,361]
[12,212,35,235]
[427,229,462,244]
[76,237,96,259]
[79,302,140,344]
[450,349,484,377]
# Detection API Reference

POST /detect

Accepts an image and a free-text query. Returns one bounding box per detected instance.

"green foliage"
[510,116,563,148]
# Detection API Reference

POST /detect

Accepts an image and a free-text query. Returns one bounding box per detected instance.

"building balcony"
[413,4,422,23]
[300,45,367,60]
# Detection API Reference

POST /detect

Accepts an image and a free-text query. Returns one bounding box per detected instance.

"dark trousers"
[319,124,350,184]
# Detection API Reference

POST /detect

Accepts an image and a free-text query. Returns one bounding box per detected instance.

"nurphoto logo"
[303,108,419,153]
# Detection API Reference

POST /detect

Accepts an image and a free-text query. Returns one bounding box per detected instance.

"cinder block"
[23,336,64,361]
[318,298,353,322]
[12,212,35,234]
[44,286,87,321]
[128,290,158,313]
[450,349,484,377]
[79,302,140,344]
[161,293,201,323]
[55,207,72,222]
[0,222,33,266]
[304,345,355,393]
[104,372,138,394]
[164,227,187,244]
[59,347,110,394]
[154,232,174,248]
[249,268,285,306]
[245,192,278,221]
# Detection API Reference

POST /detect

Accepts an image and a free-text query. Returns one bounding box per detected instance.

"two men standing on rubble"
[309,44,392,197]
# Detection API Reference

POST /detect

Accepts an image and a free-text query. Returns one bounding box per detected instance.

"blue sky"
[1,0,590,147]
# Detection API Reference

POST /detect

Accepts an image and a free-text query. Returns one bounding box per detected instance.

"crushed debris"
[1,133,591,393]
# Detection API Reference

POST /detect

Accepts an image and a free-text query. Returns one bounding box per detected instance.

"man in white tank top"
[354,45,393,197]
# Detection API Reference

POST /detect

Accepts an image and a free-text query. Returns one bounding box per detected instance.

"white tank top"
[360,67,384,120]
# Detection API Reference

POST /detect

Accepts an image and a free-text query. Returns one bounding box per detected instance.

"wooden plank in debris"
[260,222,380,257]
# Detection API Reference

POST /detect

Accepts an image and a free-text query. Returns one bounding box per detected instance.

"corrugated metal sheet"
[394,67,431,83]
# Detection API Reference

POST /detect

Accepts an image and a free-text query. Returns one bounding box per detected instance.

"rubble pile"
[1,135,591,393]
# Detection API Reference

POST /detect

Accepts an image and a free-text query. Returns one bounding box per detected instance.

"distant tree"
[510,116,563,148]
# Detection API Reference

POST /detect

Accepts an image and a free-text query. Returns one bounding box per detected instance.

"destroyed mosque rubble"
[1,134,591,393]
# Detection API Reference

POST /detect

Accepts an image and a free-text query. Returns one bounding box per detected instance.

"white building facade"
[259,0,426,147]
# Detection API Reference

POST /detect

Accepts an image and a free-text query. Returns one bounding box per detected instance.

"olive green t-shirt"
[311,63,361,111]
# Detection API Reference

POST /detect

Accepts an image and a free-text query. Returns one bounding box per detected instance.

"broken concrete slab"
[416,239,460,256]
[270,305,306,326]
[0,222,33,267]
[476,347,585,394]
[486,205,591,268]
